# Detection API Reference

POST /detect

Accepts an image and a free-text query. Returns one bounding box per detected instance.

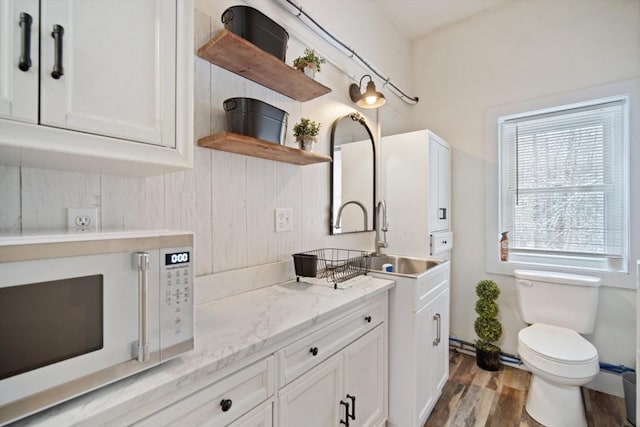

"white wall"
[0,0,413,297]
[409,0,640,376]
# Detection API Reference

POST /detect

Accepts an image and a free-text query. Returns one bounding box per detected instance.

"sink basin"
[368,254,442,276]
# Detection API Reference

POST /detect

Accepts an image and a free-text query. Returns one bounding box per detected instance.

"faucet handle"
[377,240,388,249]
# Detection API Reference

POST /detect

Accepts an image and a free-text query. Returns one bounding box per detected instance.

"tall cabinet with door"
[379,129,452,426]
[0,0,193,176]
[381,129,452,259]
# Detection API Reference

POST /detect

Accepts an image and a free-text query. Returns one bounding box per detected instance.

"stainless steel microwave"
[0,230,194,425]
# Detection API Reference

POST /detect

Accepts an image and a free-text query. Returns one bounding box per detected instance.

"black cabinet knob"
[310,346,319,356]
[220,398,232,412]
[364,315,372,323]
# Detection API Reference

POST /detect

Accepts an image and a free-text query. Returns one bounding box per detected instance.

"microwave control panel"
[159,246,194,352]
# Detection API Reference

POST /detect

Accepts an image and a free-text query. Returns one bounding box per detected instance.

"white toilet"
[515,269,601,427]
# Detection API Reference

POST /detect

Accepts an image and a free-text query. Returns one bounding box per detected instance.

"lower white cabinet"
[125,293,389,427]
[415,286,449,423]
[278,326,386,427]
[343,325,386,427]
[377,262,450,427]
[132,357,275,427]
[278,350,344,427]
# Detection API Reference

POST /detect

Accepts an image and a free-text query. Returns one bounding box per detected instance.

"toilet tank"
[515,270,601,334]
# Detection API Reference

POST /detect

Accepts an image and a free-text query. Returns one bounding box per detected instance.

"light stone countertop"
[14,275,394,426]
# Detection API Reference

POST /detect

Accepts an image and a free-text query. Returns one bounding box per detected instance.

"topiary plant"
[474,279,503,354]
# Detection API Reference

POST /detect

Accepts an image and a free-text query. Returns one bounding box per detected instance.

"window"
[499,97,628,271]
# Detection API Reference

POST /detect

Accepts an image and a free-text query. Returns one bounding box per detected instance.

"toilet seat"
[518,323,599,380]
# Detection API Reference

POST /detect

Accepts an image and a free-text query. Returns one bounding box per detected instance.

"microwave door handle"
[133,252,150,362]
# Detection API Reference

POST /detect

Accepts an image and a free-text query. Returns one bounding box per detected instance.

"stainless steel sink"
[368,254,442,276]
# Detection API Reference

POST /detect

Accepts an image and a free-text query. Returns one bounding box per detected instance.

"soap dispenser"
[500,231,509,262]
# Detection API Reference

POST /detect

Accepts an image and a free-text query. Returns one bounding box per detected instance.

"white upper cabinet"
[39,0,176,146]
[429,135,451,233]
[382,129,452,257]
[0,0,39,123]
[0,0,193,176]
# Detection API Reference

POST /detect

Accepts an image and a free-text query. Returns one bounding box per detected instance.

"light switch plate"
[275,208,293,232]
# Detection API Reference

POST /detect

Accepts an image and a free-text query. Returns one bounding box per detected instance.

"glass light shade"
[350,77,386,109]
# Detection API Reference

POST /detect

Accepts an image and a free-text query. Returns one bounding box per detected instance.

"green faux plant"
[293,117,320,138]
[474,279,503,353]
[293,48,326,72]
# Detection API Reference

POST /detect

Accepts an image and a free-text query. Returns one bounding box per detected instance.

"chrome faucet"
[334,200,368,230]
[375,199,389,254]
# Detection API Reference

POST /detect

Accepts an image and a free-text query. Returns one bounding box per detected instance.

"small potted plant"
[293,48,325,79]
[474,279,503,371]
[293,117,320,152]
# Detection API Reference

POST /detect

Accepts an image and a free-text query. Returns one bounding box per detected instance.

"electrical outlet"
[275,208,293,232]
[67,207,99,232]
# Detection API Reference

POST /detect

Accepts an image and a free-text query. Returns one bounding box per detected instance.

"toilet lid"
[518,323,598,363]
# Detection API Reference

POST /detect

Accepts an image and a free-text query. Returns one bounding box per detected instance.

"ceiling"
[375,0,512,40]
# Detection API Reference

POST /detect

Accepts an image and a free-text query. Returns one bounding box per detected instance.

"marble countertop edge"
[14,276,394,426]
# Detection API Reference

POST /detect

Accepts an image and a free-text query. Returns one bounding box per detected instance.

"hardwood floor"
[424,350,633,427]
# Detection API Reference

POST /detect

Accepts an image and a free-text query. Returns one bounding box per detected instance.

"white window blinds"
[500,99,626,262]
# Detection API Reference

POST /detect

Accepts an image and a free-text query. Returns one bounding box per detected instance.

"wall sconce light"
[349,74,386,109]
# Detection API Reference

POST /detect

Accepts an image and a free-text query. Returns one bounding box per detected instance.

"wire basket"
[292,248,370,288]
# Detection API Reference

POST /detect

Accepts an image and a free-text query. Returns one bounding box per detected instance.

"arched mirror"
[330,112,376,234]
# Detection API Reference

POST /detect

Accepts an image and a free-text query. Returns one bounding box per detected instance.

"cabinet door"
[431,287,450,395]
[429,139,451,233]
[415,302,435,426]
[415,286,450,426]
[278,354,344,427]
[344,325,386,427]
[39,0,176,147]
[0,0,38,123]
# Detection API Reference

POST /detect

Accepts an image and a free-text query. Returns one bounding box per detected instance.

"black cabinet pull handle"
[309,346,318,356]
[220,398,232,412]
[439,208,447,220]
[51,24,64,79]
[346,394,356,420]
[18,12,33,71]
[364,315,372,323]
[339,400,350,426]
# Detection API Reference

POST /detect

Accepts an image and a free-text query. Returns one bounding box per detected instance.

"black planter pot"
[476,347,501,371]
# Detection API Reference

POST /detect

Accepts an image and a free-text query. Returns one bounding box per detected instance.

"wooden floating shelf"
[197,29,332,102]
[198,132,332,166]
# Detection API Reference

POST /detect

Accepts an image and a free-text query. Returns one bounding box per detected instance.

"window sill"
[485,256,636,290]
